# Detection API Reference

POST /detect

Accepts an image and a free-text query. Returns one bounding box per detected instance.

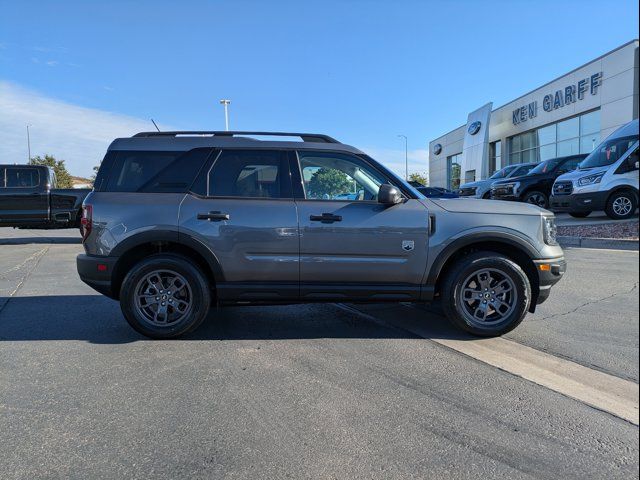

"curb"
[558,236,639,251]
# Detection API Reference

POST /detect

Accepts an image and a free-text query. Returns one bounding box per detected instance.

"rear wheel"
[120,254,211,339]
[441,252,531,336]
[569,211,591,218]
[523,190,549,209]
[605,191,637,220]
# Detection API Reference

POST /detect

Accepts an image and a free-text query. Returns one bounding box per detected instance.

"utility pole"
[219,99,231,131]
[398,134,408,180]
[26,125,32,162]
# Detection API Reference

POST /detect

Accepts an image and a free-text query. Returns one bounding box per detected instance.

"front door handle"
[197,211,230,221]
[310,213,342,223]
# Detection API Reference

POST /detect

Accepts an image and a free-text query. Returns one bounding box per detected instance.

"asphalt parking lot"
[1,228,638,478]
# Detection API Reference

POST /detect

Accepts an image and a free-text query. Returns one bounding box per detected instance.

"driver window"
[297,151,388,201]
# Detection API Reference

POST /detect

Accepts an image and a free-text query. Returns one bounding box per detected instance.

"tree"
[29,154,73,188]
[408,172,429,186]
[308,168,352,199]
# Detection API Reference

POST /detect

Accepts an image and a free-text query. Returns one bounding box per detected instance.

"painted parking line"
[336,303,639,425]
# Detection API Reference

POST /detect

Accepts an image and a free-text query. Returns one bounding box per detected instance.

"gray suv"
[77,131,566,339]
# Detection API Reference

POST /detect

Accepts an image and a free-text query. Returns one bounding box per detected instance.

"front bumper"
[533,257,566,305]
[77,254,118,299]
[550,191,608,213]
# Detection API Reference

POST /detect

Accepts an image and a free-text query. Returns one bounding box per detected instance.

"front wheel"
[605,191,637,220]
[523,190,549,209]
[441,252,531,336]
[120,254,211,339]
[569,211,591,218]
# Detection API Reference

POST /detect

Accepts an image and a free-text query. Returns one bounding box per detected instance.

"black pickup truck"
[0,164,90,230]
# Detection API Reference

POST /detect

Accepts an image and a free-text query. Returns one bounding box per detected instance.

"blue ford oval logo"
[433,143,442,155]
[468,121,482,135]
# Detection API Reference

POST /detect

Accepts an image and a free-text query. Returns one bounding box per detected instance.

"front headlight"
[542,216,558,246]
[501,182,520,194]
[577,172,605,186]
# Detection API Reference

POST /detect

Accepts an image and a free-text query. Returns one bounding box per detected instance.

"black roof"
[109,131,365,154]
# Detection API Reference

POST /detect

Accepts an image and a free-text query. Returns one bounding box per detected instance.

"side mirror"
[378,184,403,205]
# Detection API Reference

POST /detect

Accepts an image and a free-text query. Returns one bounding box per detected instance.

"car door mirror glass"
[378,184,402,205]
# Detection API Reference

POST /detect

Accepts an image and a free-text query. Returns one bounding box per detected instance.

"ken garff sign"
[512,72,602,125]
[467,121,482,135]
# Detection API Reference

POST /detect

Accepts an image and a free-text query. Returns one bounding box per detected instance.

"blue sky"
[1,0,638,177]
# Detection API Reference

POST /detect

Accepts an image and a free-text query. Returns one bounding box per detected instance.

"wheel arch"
[427,233,541,312]
[606,185,639,202]
[110,230,223,300]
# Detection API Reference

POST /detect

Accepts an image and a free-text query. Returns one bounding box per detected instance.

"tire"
[523,190,549,209]
[482,191,492,199]
[119,254,211,339]
[441,251,531,337]
[605,190,637,220]
[569,211,591,218]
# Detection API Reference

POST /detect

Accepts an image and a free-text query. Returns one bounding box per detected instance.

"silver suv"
[77,131,566,339]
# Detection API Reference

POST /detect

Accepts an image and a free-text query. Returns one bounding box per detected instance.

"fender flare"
[110,229,225,282]
[425,231,540,288]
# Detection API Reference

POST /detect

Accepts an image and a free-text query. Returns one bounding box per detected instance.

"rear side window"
[5,167,40,188]
[105,149,211,193]
[207,150,291,198]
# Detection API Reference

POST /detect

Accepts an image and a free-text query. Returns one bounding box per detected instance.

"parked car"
[415,186,459,198]
[458,163,538,199]
[0,164,90,231]
[490,154,587,209]
[77,131,565,339]
[551,120,639,219]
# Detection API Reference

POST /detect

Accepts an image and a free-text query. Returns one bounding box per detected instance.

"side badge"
[402,240,414,252]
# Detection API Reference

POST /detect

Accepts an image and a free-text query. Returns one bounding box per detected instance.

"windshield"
[529,158,562,175]
[490,165,517,179]
[579,135,638,169]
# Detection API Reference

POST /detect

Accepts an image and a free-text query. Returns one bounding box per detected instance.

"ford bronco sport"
[77,131,566,339]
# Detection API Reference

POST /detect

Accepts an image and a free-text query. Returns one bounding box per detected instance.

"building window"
[507,109,601,165]
[447,153,462,190]
[489,141,502,175]
[465,170,476,184]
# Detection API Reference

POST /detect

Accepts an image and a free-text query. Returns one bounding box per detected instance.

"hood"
[555,168,607,182]
[429,197,546,216]
[459,179,492,189]
[492,172,544,185]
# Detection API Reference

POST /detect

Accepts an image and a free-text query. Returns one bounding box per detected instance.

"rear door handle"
[310,213,342,223]
[197,211,230,221]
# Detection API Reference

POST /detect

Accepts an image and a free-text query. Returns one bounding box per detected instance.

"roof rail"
[132,131,340,143]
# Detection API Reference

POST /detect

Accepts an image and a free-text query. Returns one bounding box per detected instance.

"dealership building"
[428,40,639,191]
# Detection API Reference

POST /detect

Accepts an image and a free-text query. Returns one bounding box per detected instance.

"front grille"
[458,187,477,197]
[492,186,512,196]
[553,181,573,196]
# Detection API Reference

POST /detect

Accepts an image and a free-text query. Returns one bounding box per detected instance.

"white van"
[551,119,639,220]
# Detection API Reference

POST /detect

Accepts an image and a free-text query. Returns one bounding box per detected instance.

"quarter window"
[105,149,211,193]
[297,151,389,201]
[207,150,290,198]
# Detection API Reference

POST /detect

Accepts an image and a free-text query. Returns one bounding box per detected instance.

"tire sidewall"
[120,254,211,339]
[606,191,637,220]
[444,254,531,336]
[523,190,548,209]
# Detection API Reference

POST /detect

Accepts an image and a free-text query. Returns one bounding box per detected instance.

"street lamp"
[397,134,408,180]
[26,124,32,162]
[219,99,231,131]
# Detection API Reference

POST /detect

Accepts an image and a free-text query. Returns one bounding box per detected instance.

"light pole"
[219,99,231,131]
[398,134,408,180]
[26,124,32,162]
